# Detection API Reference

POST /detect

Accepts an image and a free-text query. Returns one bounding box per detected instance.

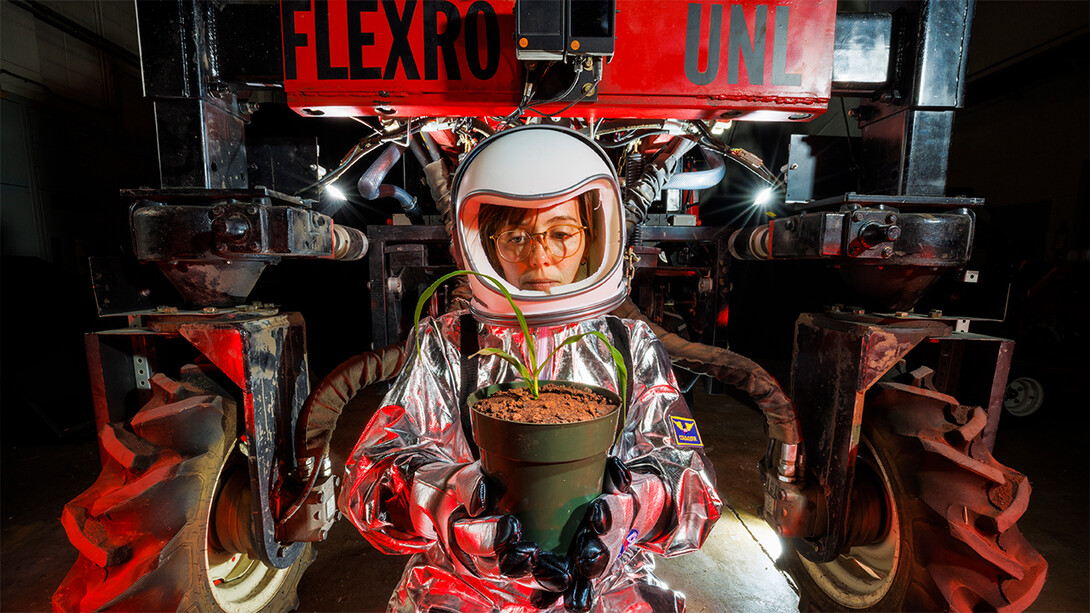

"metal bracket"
[789,312,951,561]
[148,312,312,569]
[131,351,152,399]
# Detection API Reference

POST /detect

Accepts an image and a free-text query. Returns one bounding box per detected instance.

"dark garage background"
[1,1,1086,611]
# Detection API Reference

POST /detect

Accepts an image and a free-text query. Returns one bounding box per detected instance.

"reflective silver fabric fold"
[339,312,722,612]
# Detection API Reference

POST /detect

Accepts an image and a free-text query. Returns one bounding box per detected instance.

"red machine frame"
[282,0,835,120]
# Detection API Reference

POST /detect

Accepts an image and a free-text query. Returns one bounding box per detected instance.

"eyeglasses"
[491,224,586,263]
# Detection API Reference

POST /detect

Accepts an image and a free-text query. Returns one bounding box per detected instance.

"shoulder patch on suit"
[669,416,703,447]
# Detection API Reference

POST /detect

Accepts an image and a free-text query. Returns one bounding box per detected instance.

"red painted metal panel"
[282,0,836,121]
[178,325,247,388]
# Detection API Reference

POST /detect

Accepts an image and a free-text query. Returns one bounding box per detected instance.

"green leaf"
[412,270,536,372]
[410,269,631,410]
[473,347,534,387]
[413,270,468,360]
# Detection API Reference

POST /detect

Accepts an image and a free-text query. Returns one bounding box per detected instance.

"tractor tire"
[52,369,314,612]
[785,382,1047,612]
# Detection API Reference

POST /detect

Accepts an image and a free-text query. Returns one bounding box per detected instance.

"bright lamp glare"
[324,185,347,201]
[754,187,774,207]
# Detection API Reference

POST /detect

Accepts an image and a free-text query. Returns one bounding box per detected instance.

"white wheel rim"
[798,436,901,609]
[205,443,293,613]
[207,550,291,613]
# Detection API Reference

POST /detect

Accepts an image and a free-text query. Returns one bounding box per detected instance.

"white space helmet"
[451,125,627,327]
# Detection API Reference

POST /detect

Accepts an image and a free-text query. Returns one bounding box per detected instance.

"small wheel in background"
[1004,376,1045,417]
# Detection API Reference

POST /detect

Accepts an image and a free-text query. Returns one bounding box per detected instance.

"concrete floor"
[2,376,1087,612]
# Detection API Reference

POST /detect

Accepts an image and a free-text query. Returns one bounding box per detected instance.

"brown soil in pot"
[473,383,617,424]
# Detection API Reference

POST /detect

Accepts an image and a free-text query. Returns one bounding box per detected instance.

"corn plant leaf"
[412,270,536,371]
[472,347,534,386]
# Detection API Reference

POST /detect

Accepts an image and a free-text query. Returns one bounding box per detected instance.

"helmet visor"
[459,179,621,298]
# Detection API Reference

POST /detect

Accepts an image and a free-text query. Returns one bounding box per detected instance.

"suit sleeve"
[616,320,723,557]
[337,314,476,554]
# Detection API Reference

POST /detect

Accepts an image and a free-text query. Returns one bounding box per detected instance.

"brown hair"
[479,191,597,273]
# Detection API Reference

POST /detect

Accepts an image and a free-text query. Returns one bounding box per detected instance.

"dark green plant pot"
[468,380,620,554]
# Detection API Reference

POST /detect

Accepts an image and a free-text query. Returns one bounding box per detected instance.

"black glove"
[460,529,570,592]
[409,461,571,592]
[564,457,667,612]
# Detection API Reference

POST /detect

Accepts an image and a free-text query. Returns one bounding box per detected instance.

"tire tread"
[787,383,1047,612]
[53,371,312,613]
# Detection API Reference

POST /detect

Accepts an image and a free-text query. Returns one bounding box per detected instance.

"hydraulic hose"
[662,147,726,191]
[610,298,802,445]
[377,184,420,216]
[420,131,443,162]
[623,138,697,235]
[408,132,442,166]
[357,143,421,216]
[296,343,408,462]
[422,158,473,311]
[281,343,407,531]
[408,137,430,166]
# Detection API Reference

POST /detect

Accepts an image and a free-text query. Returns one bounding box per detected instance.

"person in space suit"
[338,125,722,612]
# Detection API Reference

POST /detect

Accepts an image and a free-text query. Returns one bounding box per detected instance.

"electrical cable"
[499,66,538,127]
[598,129,669,148]
[293,140,375,196]
[501,62,586,126]
[595,119,668,136]
[692,119,725,152]
[294,120,428,196]
[692,120,780,186]
[348,116,383,136]
[523,67,582,111]
[528,92,589,118]
[527,72,600,119]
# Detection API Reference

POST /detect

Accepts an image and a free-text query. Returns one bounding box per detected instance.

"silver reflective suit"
[339,312,723,612]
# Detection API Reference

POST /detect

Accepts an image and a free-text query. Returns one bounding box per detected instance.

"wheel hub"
[1003,376,1044,416]
[213,468,256,558]
[206,448,295,613]
[798,437,900,609]
[842,458,891,549]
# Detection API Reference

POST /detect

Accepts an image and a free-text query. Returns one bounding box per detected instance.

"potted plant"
[414,271,628,553]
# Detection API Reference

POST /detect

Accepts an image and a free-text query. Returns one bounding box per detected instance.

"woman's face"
[494,198,586,291]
